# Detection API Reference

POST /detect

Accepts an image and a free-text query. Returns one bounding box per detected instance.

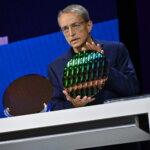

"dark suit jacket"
[48,39,139,111]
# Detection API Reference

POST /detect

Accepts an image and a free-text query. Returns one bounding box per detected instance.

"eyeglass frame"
[60,21,88,35]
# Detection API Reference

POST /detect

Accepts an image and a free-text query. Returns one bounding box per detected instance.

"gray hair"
[57,4,90,23]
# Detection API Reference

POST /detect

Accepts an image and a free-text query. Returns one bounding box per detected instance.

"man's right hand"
[63,90,95,107]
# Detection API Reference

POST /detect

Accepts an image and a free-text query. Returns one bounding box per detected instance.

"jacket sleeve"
[106,42,139,96]
[47,64,73,111]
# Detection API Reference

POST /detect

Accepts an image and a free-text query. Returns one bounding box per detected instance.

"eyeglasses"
[61,21,87,35]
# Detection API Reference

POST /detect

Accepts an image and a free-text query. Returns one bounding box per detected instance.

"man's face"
[58,12,92,52]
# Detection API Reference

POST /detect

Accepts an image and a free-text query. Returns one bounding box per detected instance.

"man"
[48,4,140,150]
[48,4,139,111]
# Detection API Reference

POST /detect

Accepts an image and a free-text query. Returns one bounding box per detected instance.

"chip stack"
[63,50,108,98]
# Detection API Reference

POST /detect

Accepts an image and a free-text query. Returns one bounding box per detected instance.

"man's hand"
[63,90,95,107]
[82,41,104,54]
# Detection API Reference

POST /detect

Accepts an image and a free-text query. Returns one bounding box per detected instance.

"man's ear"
[87,20,93,33]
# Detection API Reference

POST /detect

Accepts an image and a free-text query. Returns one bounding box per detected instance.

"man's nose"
[68,27,76,36]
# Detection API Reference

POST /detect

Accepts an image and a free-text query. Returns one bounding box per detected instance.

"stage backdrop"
[0,0,119,117]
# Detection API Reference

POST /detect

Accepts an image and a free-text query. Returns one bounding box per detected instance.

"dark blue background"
[0,0,117,41]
